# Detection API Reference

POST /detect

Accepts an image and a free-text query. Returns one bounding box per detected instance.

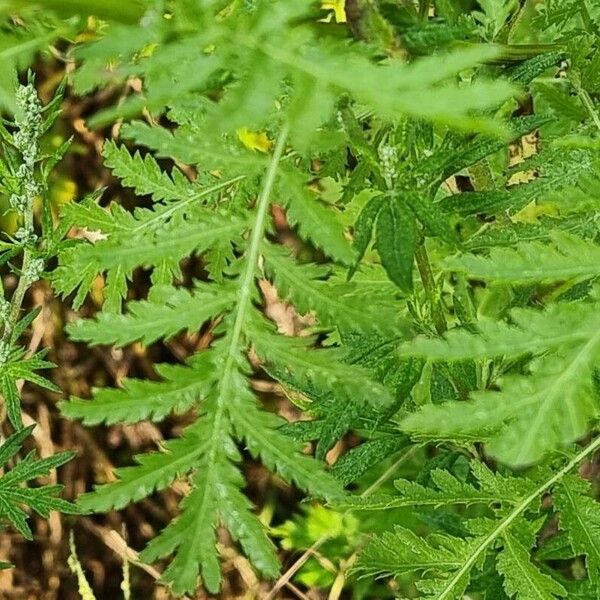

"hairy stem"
[1,212,35,348]
[1,252,33,345]
[415,243,446,335]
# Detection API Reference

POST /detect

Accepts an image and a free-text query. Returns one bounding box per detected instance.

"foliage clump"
[0,77,78,562]
[3,0,600,598]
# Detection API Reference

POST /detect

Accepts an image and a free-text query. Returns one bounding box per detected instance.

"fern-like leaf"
[496,533,567,600]
[555,476,600,585]
[67,283,236,347]
[0,426,79,539]
[445,233,600,282]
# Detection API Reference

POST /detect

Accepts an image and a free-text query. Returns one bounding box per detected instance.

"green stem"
[572,74,600,134]
[437,434,600,600]
[1,251,32,344]
[0,191,36,429]
[223,123,289,366]
[169,124,290,590]
[1,200,35,344]
[415,243,446,335]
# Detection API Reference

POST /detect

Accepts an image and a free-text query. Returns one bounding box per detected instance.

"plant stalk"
[415,243,446,335]
[1,188,36,345]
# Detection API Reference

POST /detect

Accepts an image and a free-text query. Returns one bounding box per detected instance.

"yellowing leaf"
[236,127,274,152]
[512,201,559,223]
[321,1,347,23]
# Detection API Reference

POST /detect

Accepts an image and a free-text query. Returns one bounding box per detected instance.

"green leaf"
[0,373,21,430]
[402,303,600,361]
[375,197,418,292]
[405,191,458,245]
[219,482,280,579]
[355,525,477,582]
[54,208,247,307]
[66,283,236,347]
[440,150,595,217]
[507,51,566,86]
[141,463,223,594]
[430,114,554,186]
[445,233,600,282]
[103,141,196,203]
[0,427,79,539]
[229,383,343,502]
[350,194,386,271]
[402,344,600,466]
[60,356,213,425]
[78,426,205,512]
[249,314,394,411]
[337,460,534,510]
[279,169,356,265]
[497,533,567,600]
[555,476,600,585]
[262,243,400,334]
[330,435,410,486]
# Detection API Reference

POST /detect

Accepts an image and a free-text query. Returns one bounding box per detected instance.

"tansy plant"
[6,0,597,597]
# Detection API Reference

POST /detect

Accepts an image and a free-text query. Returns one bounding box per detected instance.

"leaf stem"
[437,434,600,600]
[224,123,289,367]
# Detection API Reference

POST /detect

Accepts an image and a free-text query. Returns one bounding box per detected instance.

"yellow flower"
[321,0,347,23]
[236,127,274,153]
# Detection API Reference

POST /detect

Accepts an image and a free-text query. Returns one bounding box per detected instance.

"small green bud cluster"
[10,83,43,218]
[0,298,9,322]
[14,226,38,246]
[0,81,48,365]
[378,143,398,187]
[13,83,43,166]
[9,178,40,214]
[22,257,45,284]
[0,340,9,367]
